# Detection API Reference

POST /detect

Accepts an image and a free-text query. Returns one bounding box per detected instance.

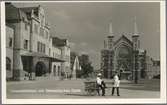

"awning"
[45,56,65,62]
[21,52,65,62]
[121,71,132,73]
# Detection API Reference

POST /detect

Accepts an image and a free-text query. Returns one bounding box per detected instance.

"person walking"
[96,73,106,96]
[111,71,120,96]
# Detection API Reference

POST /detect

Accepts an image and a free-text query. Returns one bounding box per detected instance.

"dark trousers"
[112,87,120,96]
[97,84,105,96]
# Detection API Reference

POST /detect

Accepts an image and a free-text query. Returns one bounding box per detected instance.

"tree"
[80,62,94,78]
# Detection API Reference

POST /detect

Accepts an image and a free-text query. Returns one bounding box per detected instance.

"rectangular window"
[40,27,45,37]
[40,28,42,36]
[40,13,44,27]
[49,48,51,56]
[34,24,38,34]
[54,65,56,76]
[45,31,49,39]
[58,66,60,76]
[9,37,12,47]
[24,40,28,49]
[40,43,42,52]
[37,42,40,52]
[43,44,45,53]
[25,23,28,30]
[22,17,25,21]
[40,43,43,52]
[39,42,41,52]
[37,42,46,53]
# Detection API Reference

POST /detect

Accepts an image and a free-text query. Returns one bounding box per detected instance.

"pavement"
[6,79,160,99]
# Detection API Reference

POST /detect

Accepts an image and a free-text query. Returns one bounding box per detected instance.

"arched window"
[6,57,11,71]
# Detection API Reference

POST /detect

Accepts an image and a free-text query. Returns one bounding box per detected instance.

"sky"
[13,2,160,69]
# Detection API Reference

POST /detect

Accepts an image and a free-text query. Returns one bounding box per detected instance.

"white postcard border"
[1,0,166,104]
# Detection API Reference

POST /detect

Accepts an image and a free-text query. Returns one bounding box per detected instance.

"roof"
[6,3,50,28]
[20,6,38,13]
[52,37,67,47]
[114,35,133,46]
[5,3,21,21]
[5,3,29,23]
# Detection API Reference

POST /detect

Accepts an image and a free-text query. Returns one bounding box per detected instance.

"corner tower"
[132,17,140,50]
[107,22,114,49]
[132,17,140,83]
[107,22,114,78]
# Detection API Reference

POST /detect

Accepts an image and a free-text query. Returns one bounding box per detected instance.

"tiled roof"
[5,3,21,21]
[5,3,28,22]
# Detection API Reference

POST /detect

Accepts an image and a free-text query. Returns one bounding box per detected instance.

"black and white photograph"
[0,0,166,104]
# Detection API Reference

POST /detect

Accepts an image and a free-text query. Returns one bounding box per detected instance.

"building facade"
[6,25,14,80]
[5,3,70,81]
[100,21,159,80]
[52,37,71,78]
[145,56,160,79]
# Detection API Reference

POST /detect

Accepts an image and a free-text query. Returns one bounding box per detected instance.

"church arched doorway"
[35,61,47,76]
[116,45,133,80]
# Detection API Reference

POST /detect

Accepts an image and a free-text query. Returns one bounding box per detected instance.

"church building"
[101,20,147,80]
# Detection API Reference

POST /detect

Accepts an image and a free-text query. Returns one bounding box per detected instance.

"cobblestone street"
[7,79,160,99]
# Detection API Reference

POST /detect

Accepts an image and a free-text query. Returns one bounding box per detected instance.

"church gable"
[114,35,133,49]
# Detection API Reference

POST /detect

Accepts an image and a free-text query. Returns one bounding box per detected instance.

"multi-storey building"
[5,3,70,80]
[48,36,63,79]
[52,37,71,78]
